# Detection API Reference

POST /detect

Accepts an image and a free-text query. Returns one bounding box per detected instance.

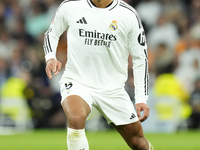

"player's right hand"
[45,58,62,79]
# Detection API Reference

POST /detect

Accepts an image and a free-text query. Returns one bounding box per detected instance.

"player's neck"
[91,0,114,8]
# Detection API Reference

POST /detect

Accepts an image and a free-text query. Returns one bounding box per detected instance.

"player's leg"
[62,95,91,129]
[111,121,154,150]
[62,95,91,150]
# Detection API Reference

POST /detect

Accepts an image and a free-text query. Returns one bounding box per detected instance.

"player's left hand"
[135,103,150,122]
[46,58,62,79]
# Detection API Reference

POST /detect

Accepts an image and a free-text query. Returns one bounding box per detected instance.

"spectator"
[188,78,200,129]
[25,1,49,41]
[136,0,162,30]
[0,29,17,60]
[147,13,179,51]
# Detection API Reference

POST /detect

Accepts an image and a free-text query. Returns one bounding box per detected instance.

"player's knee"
[68,114,87,128]
[129,137,148,150]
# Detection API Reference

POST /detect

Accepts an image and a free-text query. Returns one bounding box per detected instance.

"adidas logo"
[130,113,136,119]
[77,17,87,24]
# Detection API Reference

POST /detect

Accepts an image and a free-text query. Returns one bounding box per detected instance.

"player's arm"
[43,3,68,79]
[128,11,150,122]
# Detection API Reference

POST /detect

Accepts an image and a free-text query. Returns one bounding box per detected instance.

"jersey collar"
[87,0,119,11]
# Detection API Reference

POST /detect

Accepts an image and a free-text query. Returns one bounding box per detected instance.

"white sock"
[149,141,154,150]
[67,127,89,150]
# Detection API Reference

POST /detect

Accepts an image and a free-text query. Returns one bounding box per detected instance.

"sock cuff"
[149,141,154,150]
[67,128,86,142]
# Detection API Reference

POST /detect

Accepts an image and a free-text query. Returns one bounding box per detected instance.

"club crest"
[109,20,118,31]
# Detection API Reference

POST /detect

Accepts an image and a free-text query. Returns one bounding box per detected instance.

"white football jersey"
[43,0,149,104]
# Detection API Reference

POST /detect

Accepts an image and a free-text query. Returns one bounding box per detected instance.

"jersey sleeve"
[128,11,149,104]
[43,3,69,62]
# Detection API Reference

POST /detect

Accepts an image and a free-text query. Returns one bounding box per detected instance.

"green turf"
[145,131,200,150]
[0,129,199,150]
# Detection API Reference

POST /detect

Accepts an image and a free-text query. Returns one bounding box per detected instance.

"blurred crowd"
[0,0,200,133]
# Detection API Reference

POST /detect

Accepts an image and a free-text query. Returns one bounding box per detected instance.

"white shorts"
[59,79,139,125]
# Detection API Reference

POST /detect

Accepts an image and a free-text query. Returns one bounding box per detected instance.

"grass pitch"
[0,129,199,150]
